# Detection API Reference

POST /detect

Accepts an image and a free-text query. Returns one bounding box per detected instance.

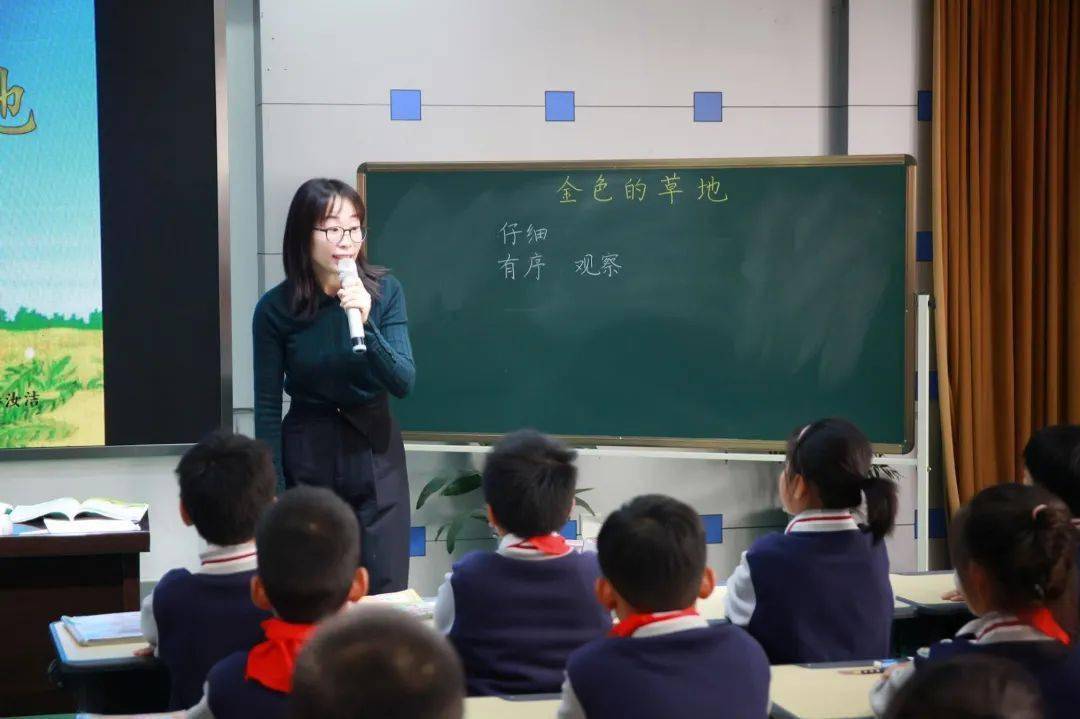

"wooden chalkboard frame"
[357,155,916,453]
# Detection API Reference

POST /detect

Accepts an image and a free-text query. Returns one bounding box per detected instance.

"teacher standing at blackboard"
[253,178,415,593]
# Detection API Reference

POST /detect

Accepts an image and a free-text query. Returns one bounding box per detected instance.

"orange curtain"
[933,0,1080,512]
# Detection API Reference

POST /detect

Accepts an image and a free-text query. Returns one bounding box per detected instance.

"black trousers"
[280,401,410,594]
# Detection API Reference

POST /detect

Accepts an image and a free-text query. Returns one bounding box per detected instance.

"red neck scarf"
[1017,607,1072,645]
[610,608,700,638]
[245,618,317,692]
[509,534,570,556]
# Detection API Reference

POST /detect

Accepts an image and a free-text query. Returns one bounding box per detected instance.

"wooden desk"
[770,662,879,719]
[465,695,560,718]
[890,571,968,615]
[0,517,150,714]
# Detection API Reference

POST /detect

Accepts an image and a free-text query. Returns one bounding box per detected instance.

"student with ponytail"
[871,484,1080,719]
[724,417,898,664]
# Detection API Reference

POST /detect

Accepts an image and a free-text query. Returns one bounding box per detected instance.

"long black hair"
[785,417,898,543]
[282,178,386,319]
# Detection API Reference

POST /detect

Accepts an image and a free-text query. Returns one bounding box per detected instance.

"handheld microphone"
[337,259,367,353]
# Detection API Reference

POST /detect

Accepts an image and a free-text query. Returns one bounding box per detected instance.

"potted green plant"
[415,470,596,553]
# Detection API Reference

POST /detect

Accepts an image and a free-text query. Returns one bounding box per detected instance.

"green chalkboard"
[359,157,914,450]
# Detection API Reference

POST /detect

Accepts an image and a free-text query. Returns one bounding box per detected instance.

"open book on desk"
[9,497,148,524]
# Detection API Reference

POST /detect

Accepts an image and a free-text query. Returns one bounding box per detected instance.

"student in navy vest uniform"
[434,429,611,695]
[188,487,369,719]
[290,606,466,719]
[558,495,770,719]
[871,484,1080,719]
[140,432,276,710]
[881,654,1043,719]
[724,418,898,664]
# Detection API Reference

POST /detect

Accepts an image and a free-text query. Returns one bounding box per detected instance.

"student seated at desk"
[871,484,1080,719]
[558,495,770,719]
[289,606,465,719]
[142,431,276,709]
[189,487,368,719]
[723,418,897,664]
[434,429,611,696]
[882,654,1042,719]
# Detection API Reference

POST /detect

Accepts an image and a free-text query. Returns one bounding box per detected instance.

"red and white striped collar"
[496,533,573,561]
[614,609,709,638]
[958,612,1059,645]
[785,509,860,534]
[198,541,258,575]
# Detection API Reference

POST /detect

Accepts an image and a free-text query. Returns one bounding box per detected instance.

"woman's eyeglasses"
[314,226,365,245]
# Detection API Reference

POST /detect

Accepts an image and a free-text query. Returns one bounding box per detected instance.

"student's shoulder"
[151,567,196,600]
[746,529,793,557]
[207,649,250,688]
[710,624,769,663]
[451,549,503,575]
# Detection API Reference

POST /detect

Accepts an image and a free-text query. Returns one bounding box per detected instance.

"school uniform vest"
[567,625,770,719]
[153,568,272,709]
[448,551,611,696]
[744,529,892,664]
[206,650,288,719]
[920,640,1080,719]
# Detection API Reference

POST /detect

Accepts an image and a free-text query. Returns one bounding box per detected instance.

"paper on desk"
[44,518,141,534]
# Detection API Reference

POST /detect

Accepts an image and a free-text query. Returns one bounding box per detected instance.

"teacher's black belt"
[288,393,392,454]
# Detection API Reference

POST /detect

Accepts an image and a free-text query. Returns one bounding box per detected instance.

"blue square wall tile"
[693,92,724,122]
[409,526,426,557]
[390,89,422,121]
[917,90,932,121]
[560,520,578,539]
[702,514,723,544]
[545,91,575,122]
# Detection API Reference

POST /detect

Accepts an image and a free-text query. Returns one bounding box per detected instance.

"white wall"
[0,0,935,589]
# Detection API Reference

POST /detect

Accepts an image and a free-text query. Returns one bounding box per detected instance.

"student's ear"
[958,561,992,615]
[179,500,193,527]
[698,567,716,600]
[347,567,369,603]
[485,504,503,534]
[595,577,619,611]
[790,473,809,501]
[250,575,273,611]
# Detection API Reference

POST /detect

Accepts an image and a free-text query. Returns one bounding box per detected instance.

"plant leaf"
[415,475,451,509]
[445,511,472,554]
[575,488,593,494]
[434,523,449,542]
[574,496,596,516]
[441,471,482,497]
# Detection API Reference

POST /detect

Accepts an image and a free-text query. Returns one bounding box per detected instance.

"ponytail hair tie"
[1032,504,1048,522]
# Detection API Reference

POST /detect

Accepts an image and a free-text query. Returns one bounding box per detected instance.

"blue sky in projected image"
[0,0,102,319]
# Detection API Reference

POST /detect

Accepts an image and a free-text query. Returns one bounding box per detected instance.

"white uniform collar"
[785,508,860,534]
[198,540,258,575]
[956,611,1059,645]
[496,532,572,560]
[629,612,710,638]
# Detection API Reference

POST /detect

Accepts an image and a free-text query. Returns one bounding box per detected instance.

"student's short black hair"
[288,607,465,719]
[597,494,706,613]
[176,431,277,546]
[883,654,1042,719]
[952,483,1077,613]
[257,486,360,623]
[482,429,577,537]
[1023,425,1080,516]
[785,418,898,543]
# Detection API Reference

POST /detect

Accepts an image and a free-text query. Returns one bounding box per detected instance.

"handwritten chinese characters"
[495,222,620,282]
[558,172,729,206]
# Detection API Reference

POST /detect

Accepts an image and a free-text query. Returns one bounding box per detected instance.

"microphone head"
[337,257,359,278]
